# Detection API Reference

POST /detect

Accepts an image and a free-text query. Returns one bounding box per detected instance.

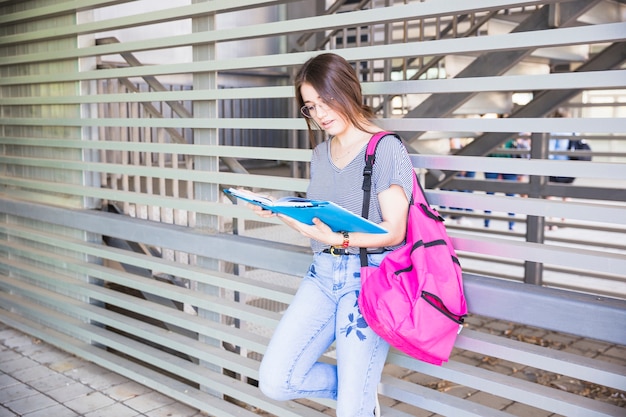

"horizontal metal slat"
[387,353,625,417]
[462,274,626,346]
[380,373,514,417]
[0,175,223,212]
[0,136,623,180]
[379,116,626,134]
[2,22,624,85]
[2,70,624,106]
[455,329,626,390]
[0,0,549,65]
[0,0,134,25]
[0,116,304,130]
[0,156,310,202]
[0,251,282,330]
[0,155,197,178]
[2,116,625,134]
[0,0,278,27]
[412,154,626,180]
[0,138,313,161]
[437,192,626,225]
[362,70,626,95]
[0,85,294,105]
[4,151,625,184]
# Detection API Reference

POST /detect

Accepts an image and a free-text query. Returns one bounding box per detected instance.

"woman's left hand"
[278,215,339,246]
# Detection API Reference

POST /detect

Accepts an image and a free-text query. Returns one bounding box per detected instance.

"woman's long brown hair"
[294,53,376,148]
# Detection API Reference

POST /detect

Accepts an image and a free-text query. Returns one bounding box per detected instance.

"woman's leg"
[259,259,339,401]
[259,253,390,415]
[334,288,389,417]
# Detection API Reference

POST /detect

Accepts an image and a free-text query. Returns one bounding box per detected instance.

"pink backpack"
[358,132,467,365]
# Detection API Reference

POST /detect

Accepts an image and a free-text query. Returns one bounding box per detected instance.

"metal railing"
[1,0,625,415]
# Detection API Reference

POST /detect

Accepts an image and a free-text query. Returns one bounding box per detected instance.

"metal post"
[524,132,549,285]
[192,0,221,397]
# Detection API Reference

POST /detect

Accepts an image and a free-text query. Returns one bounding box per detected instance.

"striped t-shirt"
[307,133,415,254]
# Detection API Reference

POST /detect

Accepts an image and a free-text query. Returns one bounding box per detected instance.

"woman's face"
[300,82,350,138]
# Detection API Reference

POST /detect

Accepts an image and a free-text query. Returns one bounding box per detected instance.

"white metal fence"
[1,0,625,416]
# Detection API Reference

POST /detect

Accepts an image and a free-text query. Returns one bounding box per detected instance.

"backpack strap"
[359,131,397,267]
[359,131,433,267]
[360,132,391,221]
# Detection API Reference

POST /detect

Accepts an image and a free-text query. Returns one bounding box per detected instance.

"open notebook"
[224,188,387,234]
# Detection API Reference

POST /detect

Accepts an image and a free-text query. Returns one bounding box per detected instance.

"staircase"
[294,0,621,190]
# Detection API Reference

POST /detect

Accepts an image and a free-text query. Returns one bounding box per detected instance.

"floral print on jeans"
[340,291,369,341]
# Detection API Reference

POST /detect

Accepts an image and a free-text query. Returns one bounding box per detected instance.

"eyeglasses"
[300,98,334,118]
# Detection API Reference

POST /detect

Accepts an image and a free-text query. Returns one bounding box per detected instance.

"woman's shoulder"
[371,130,401,143]
[374,132,407,155]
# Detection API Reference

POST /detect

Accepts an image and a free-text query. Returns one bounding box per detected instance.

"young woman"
[255,53,414,417]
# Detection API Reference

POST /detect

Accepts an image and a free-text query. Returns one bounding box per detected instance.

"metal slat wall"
[1,0,625,416]
[0,196,624,417]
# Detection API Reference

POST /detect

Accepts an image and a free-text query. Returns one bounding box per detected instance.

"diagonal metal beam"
[401,0,602,142]
[97,37,193,120]
[429,41,626,189]
[96,36,249,176]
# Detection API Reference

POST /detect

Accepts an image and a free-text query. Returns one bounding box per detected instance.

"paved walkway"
[0,323,205,417]
[3,318,624,417]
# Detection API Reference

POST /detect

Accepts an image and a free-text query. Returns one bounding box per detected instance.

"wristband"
[341,231,349,248]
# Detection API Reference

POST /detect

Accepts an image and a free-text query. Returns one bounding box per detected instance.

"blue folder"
[224,188,388,234]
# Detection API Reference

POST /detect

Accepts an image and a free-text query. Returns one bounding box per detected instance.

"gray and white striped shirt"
[307,133,415,254]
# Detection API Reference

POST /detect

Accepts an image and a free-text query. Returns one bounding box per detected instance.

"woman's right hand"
[232,188,276,218]
[248,203,276,218]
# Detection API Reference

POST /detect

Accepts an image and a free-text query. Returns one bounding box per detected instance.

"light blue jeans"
[259,252,389,417]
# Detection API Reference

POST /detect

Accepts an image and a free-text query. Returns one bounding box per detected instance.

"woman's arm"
[278,184,408,248]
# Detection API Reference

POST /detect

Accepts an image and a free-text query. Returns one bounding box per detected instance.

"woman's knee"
[258,357,291,401]
[258,379,289,401]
